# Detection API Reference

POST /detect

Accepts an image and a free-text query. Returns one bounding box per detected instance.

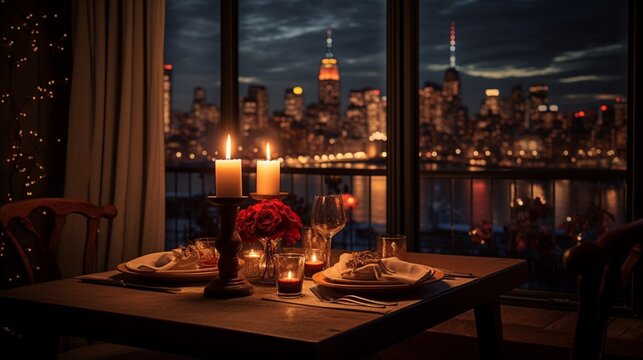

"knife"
[79,277,183,294]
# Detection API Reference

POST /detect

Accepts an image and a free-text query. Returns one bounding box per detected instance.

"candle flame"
[225,134,231,160]
[266,143,271,161]
[311,253,317,262]
[287,270,293,279]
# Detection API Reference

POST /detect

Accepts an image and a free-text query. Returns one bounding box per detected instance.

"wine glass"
[311,195,346,268]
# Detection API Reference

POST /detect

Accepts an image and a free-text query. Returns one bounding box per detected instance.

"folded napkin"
[330,253,435,285]
[127,251,201,272]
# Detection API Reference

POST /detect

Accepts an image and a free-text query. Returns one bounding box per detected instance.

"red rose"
[255,206,283,237]
[235,199,302,245]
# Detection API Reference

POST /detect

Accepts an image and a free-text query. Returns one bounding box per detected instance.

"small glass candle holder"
[304,248,326,278]
[194,237,219,268]
[275,253,305,298]
[240,247,264,281]
[376,234,407,260]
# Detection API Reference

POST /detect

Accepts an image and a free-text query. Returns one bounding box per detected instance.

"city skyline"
[164,0,628,114]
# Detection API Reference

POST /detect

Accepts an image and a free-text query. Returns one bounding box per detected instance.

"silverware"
[79,277,182,294]
[310,286,398,308]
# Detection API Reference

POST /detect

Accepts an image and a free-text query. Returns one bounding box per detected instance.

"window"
[238,0,387,248]
[418,0,628,297]
[164,0,221,247]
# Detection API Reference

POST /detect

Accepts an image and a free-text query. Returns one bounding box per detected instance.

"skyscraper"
[248,85,269,130]
[163,64,172,134]
[318,28,340,128]
[528,84,549,127]
[284,86,305,122]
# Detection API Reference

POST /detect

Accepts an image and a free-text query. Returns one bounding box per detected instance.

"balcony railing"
[165,165,627,302]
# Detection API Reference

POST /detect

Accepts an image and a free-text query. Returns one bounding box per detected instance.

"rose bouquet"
[236,199,303,245]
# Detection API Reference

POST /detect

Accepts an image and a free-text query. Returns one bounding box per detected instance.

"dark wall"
[0,0,71,204]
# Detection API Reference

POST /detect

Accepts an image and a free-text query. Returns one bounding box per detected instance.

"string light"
[1,1,69,202]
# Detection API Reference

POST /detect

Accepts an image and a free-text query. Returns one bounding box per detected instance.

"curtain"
[61,0,165,275]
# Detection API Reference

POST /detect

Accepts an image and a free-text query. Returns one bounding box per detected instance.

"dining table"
[0,251,527,359]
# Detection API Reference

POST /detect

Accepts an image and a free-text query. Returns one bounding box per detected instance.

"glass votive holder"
[194,237,219,268]
[304,248,326,278]
[275,253,305,298]
[240,248,264,281]
[376,234,407,260]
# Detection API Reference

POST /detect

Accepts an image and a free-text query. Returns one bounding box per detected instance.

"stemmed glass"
[311,195,346,269]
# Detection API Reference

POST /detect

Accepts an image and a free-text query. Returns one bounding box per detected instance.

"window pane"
[164,0,220,247]
[239,0,387,248]
[418,0,628,296]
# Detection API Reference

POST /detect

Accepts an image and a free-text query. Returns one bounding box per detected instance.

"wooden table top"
[0,252,527,359]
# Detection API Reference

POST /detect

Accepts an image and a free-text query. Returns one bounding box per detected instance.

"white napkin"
[126,251,200,272]
[331,253,435,285]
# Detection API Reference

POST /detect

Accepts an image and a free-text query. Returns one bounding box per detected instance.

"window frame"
[221,0,642,314]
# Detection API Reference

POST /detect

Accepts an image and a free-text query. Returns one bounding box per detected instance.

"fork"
[310,286,398,307]
[309,286,385,308]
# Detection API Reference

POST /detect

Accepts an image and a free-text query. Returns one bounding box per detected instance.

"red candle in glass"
[277,277,303,295]
[304,260,324,278]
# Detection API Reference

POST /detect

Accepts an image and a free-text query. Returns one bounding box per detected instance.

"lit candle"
[215,134,242,197]
[304,251,325,278]
[277,270,302,295]
[256,143,280,195]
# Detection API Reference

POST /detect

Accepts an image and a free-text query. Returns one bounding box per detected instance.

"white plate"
[125,252,217,274]
[321,266,435,285]
[312,269,444,294]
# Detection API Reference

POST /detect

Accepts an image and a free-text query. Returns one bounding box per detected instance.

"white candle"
[256,143,280,195]
[215,134,242,197]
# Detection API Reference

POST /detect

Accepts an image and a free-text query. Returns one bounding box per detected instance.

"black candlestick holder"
[203,196,254,298]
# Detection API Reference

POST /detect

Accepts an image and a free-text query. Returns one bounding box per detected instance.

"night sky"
[164,0,628,115]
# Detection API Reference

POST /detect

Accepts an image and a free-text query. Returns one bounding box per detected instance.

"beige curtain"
[61,0,166,275]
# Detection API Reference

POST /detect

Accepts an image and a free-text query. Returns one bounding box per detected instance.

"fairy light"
[1,1,68,202]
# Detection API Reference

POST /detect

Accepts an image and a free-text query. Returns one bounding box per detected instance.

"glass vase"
[258,237,282,285]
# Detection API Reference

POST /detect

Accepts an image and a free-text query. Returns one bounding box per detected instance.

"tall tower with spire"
[318,28,341,128]
[443,21,461,101]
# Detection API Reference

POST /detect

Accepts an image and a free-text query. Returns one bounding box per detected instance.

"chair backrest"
[0,198,117,286]
[563,218,643,360]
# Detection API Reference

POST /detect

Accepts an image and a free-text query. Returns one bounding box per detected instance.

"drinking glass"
[311,195,346,268]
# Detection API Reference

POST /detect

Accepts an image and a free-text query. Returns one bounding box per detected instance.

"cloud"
[559,75,615,83]
[239,76,261,84]
[459,64,564,79]
[553,44,622,63]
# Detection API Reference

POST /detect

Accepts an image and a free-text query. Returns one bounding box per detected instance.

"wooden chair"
[0,198,193,359]
[0,197,117,285]
[563,218,643,360]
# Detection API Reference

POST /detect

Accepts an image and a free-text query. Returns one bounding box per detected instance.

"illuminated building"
[163,64,172,134]
[318,28,340,128]
[528,84,549,127]
[284,86,305,122]
[248,85,269,130]
[480,89,500,116]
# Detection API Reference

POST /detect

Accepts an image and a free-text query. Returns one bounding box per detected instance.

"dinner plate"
[116,263,218,284]
[321,267,415,285]
[125,252,217,274]
[312,268,444,294]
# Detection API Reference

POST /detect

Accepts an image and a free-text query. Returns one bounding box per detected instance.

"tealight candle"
[304,249,325,278]
[215,134,242,197]
[275,253,305,298]
[240,249,263,280]
[256,143,280,195]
